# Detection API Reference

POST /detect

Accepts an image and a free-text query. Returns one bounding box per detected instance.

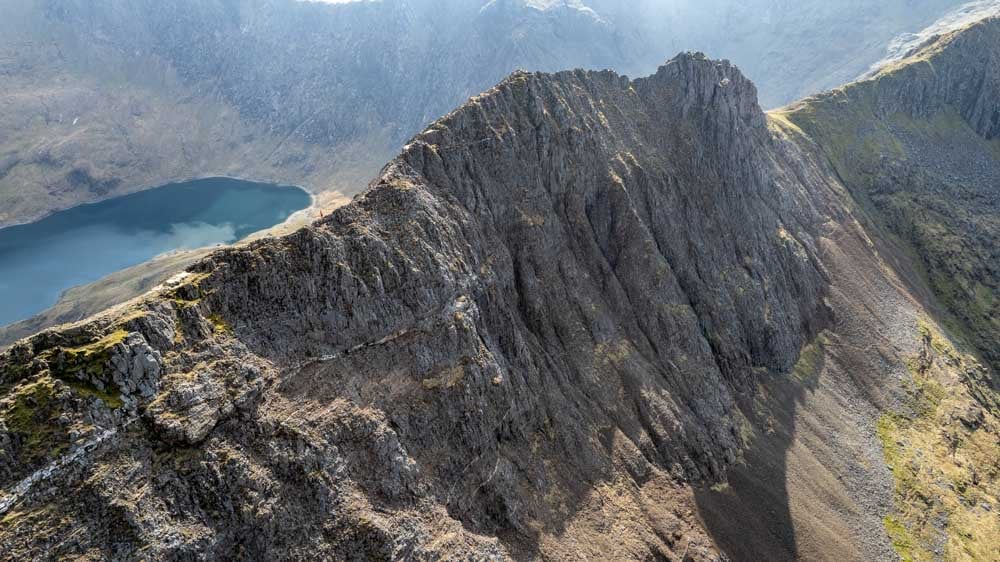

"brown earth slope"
[0,18,998,562]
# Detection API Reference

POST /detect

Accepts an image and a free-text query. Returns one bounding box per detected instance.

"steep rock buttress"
[0,52,836,560]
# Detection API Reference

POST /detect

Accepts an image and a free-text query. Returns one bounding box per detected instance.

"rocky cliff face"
[869,16,1000,138]
[0,52,835,560]
[2,17,1000,562]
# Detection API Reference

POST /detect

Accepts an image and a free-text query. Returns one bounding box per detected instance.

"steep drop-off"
[1,18,999,562]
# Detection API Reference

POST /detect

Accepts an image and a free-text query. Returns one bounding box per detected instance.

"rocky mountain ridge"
[0,15,999,562]
[0,52,842,560]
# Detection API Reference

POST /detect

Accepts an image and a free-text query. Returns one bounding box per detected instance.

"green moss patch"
[876,321,1000,561]
[63,379,124,410]
[43,330,127,408]
[0,378,71,466]
[883,515,929,562]
[791,332,829,382]
[166,271,213,308]
[207,314,232,336]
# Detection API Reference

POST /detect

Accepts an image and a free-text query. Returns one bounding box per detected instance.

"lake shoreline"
[0,177,314,327]
[0,174,322,231]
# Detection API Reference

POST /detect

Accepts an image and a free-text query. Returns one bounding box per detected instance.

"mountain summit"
[2,17,1000,562]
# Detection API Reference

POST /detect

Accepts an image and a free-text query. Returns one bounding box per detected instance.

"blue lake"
[0,177,312,326]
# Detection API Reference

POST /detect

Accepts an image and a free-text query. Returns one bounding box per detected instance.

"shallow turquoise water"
[0,177,311,326]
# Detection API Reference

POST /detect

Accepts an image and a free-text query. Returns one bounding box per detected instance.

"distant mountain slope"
[863,0,1000,76]
[1,16,998,562]
[585,0,973,105]
[0,0,626,227]
[782,16,1000,382]
[0,0,975,229]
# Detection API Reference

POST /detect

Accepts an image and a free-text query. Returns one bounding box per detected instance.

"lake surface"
[0,177,311,326]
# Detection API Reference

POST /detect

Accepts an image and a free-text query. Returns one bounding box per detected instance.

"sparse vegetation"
[883,515,928,562]
[207,314,233,336]
[0,378,70,465]
[421,363,467,390]
[791,332,829,382]
[46,330,127,400]
[876,320,1000,561]
[594,340,634,367]
[167,272,213,308]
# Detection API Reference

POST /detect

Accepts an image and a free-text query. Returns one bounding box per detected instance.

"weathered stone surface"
[0,50,834,559]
